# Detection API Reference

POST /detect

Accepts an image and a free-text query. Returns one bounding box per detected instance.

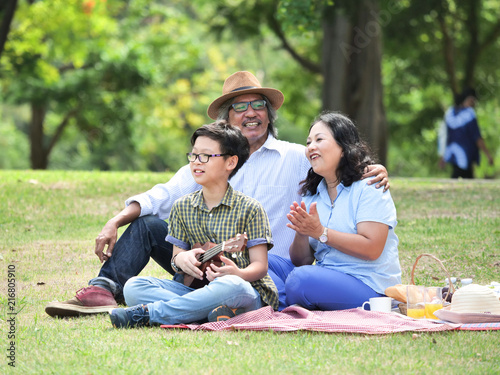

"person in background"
[440,88,494,178]
[285,112,401,310]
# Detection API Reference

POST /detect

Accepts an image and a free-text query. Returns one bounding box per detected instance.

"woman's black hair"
[191,120,250,179]
[300,112,375,196]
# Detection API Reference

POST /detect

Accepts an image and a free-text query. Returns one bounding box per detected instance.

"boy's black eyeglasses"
[186,153,230,163]
[230,100,267,113]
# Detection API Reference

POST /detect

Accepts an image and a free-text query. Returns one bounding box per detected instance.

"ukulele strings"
[198,241,225,263]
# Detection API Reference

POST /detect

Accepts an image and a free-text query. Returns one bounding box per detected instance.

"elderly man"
[46,71,389,316]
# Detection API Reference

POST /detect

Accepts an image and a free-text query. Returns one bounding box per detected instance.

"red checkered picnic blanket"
[161,305,463,334]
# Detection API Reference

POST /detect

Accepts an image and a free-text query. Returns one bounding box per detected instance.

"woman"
[285,112,401,310]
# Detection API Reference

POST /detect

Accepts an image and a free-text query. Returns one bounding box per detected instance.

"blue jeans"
[89,215,173,303]
[285,265,383,310]
[268,253,295,311]
[124,274,262,325]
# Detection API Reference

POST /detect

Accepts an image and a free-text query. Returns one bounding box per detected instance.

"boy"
[109,121,278,328]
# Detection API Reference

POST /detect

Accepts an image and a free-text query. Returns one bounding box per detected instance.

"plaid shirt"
[167,184,279,310]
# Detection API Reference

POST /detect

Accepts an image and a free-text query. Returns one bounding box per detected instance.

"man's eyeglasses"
[230,100,267,113]
[186,153,230,163]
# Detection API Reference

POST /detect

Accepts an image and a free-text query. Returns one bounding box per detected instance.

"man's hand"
[95,221,119,263]
[362,164,390,192]
[95,202,142,263]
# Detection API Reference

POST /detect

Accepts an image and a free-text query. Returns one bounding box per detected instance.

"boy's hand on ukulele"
[223,232,248,253]
[177,248,204,280]
[205,255,239,282]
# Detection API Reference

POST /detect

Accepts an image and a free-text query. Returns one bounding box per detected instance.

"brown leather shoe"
[45,286,118,317]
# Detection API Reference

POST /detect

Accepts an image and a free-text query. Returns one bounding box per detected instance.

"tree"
[436,0,500,96]
[0,0,18,63]
[382,0,500,177]
[385,0,500,99]
[2,0,148,169]
[319,0,388,162]
[202,0,389,163]
[2,0,209,170]
[1,0,250,170]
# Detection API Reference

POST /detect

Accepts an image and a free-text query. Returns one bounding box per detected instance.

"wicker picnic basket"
[398,253,455,315]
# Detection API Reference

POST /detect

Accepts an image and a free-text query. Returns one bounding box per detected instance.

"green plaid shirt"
[167,184,279,310]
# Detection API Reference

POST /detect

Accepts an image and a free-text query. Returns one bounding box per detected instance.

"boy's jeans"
[124,274,262,325]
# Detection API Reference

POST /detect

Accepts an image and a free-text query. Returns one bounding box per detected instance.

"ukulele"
[182,233,248,289]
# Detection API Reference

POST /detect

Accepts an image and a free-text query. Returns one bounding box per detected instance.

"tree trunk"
[30,104,48,169]
[463,0,479,88]
[321,6,350,113]
[321,0,387,164]
[0,0,18,61]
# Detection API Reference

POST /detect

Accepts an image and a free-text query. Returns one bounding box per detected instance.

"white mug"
[361,297,392,313]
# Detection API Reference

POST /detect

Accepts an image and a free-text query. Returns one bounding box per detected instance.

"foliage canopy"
[0,0,499,177]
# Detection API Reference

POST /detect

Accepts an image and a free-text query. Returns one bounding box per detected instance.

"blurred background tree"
[383,0,500,178]
[203,0,387,162]
[0,0,498,177]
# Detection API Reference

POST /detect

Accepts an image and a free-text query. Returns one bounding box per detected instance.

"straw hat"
[207,71,285,120]
[450,284,500,314]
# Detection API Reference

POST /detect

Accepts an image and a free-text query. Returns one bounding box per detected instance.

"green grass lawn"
[1,170,499,374]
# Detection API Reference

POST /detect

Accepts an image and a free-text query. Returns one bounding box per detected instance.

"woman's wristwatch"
[319,227,328,243]
[171,253,183,273]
